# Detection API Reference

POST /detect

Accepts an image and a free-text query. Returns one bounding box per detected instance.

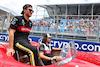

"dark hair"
[42,37,47,44]
[21,4,32,14]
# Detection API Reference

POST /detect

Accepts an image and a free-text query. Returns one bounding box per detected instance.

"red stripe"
[17,26,31,33]
[44,50,51,54]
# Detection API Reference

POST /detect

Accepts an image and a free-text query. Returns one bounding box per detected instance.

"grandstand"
[0,3,99,43]
[0,6,16,33]
[30,3,100,42]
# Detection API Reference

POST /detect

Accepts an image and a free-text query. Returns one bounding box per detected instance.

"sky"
[0,0,100,19]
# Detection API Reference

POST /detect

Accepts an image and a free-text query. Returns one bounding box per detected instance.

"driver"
[39,34,63,65]
[7,4,41,66]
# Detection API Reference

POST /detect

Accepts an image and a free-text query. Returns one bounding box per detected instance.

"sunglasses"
[28,9,34,13]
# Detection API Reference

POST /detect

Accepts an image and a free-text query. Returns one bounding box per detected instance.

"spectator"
[91,27,94,35]
[60,22,63,32]
[64,25,67,33]
[30,17,98,36]
[51,21,56,32]
[77,24,80,34]
[89,26,91,35]
[42,19,46,31]
[83,26,86,35]
[32,21,36,30]
[37,23,40,31]
[58,24,61,32]
[47,21,50,31]
[72,25,76,33]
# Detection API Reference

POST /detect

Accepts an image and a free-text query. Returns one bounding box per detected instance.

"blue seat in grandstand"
[35,20,38,23]
[46,27,48,31]
[49,19,51,23]
[49,25,51,31]
[60,20,63,23]
[51,27,53,32]
[35,26,37,30]
[40,26,43,31]
[75,24,77,27]
[63,20,67,32]
[63,20,67,25]
[75,28,77,33]
[94,30,96,34]
[60,20,67,32]
[66,28,68,33]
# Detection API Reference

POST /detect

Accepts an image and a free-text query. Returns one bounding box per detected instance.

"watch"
[50,57,51,60]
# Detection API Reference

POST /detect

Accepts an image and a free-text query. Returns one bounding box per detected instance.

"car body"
[0,41,100,67]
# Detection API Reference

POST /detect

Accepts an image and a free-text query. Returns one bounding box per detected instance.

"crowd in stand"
[31,17,100,35]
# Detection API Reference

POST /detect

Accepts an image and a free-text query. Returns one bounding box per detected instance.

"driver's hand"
[56,56,63,61]
[52,56,56,60]
[7,48,15,56]
[53,56,63,62]
[51,56,57,64]
[50,57,55,61]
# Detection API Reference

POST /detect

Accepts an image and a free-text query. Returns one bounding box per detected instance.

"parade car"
[0,41,100,67]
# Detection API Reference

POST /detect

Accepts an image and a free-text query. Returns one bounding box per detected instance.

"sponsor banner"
[0,34,100,52]
[0,34,9,41]
[38,38,100,52]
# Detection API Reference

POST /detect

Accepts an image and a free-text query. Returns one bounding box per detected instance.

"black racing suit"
[39,43,53,65]
[10,16,40,66]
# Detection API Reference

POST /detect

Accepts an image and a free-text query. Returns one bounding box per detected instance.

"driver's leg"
[14,42,41,66]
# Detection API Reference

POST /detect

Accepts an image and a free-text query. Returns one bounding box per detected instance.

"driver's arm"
[7,28,16,56]
[39,52,51,60]
[52,47,62,51]
[9,29,16,49]
[39,45,54,61]
[7,16,18,56]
